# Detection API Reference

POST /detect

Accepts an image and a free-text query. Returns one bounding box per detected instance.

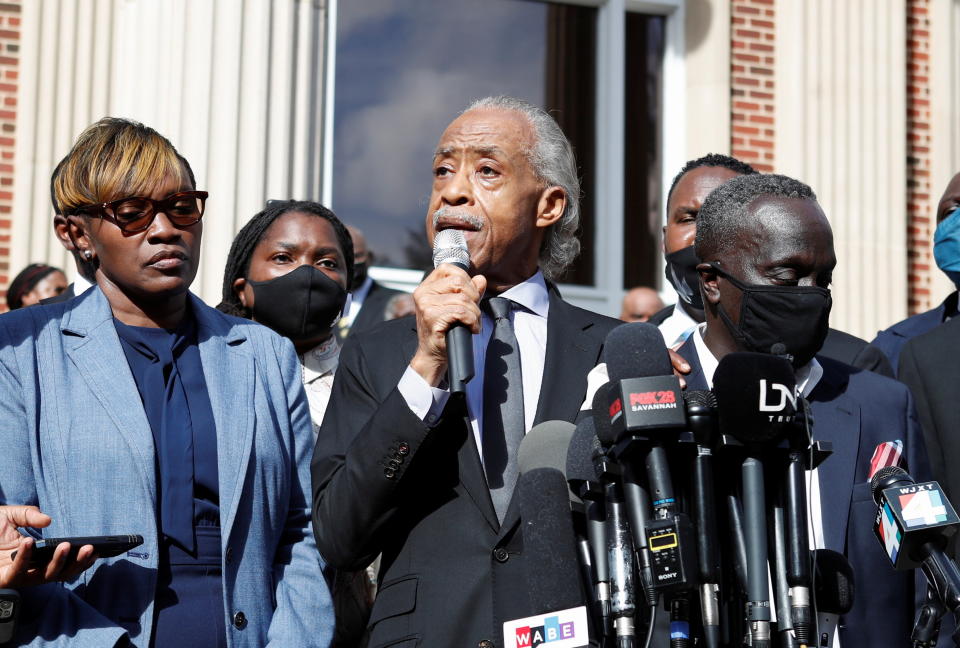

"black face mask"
[710,263,832,368]
[249,265,348,343]
[350,261,368,291]
[664,245,705,313]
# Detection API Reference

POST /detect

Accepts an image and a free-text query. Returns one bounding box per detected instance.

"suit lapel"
[61,289,158,506]
[192,297,255,541]
[677,338,708,391]
[807,362,860,551]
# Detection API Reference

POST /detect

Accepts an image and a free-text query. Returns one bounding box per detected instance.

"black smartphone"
[12,534,143,567]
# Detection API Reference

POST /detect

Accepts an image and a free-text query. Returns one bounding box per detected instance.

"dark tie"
[481,296,526,523]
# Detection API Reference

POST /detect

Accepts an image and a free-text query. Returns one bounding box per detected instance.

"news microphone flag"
[503,606,590,648]
[868,440,904,481]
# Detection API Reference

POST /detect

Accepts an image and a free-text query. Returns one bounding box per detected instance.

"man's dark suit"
[312,287,620,648]
[677,339,930,647]
[873,291,958,375]
[342,280,403,339]
[898,315,960,502]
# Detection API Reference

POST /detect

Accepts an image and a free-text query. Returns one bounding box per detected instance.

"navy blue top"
[114,311,219,553]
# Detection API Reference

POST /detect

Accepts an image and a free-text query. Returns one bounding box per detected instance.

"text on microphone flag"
[900,490,950,527]
[879,502,902,563]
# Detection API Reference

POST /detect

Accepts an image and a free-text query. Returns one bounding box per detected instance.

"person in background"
[873,170,960,374]
[217,200,354,435]
[0,117,332,647]
[654,153,893,376]
[619,286,664,322]
[217,200,376,648]
[336,225,402,339]
[5,264,67,310]
[385,291,416,320]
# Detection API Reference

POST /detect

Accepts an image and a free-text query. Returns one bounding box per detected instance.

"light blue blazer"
[0,287,333,647]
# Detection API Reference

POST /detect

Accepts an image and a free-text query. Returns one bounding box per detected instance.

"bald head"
[620,287,665,322]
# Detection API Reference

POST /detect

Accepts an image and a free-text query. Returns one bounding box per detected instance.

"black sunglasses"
[73,190,209,233]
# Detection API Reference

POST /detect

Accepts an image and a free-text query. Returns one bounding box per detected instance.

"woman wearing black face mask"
[218,201,354,431]
[218,201,374,647]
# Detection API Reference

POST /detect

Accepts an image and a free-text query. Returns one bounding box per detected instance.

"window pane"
[622,13,665,290]
[333,0,596,283]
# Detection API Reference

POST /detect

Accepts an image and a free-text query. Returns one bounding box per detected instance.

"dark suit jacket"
[898,315,960,502]
[872,292,957,375]
[344,280,403,339]
[312,288,620,648]
[677,339,930,647]
[820,328,895,378]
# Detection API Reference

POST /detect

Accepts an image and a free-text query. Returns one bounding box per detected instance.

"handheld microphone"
[432,229,474,394]
[871,466,960,617]
[811,549,854,648]
[567,417,612,636]
[714,352,799,648]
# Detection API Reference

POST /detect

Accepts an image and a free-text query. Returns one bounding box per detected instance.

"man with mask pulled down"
[655,153,894,376]
[680,173,930,646]
[874,171,960,374]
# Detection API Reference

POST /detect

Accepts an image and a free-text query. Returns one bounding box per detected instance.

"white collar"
[494,270,550,318]
[300,336,341,384]
[692,323,823,396]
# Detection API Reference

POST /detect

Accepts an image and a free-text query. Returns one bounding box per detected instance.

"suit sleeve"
[0,325,128,648]
[311,336,437,571]
[850,343,895,378]
[266,335,334,646]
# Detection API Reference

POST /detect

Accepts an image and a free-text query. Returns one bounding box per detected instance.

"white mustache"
[432,207,484,230]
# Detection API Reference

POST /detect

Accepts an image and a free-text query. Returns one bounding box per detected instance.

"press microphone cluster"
[562,322,844,648]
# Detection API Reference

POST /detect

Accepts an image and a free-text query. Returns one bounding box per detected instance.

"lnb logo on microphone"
[757,379,798,422]
[504,606,589,648]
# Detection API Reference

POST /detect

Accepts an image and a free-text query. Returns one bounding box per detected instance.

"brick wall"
[730,0,775,173]
[906,0,934,314]
[0,0,17,310]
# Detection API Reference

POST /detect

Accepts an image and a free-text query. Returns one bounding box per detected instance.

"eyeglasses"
[73,190,209,233]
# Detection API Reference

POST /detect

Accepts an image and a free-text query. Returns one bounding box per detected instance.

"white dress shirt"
[399,271,550,463]
[300,335,341,435]
[659,302,700,348]
[341,276,373,329]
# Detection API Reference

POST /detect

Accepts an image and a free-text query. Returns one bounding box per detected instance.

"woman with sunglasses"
[0,118,333,647]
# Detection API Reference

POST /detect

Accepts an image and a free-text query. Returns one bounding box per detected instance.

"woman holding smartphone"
[0,118,332,647]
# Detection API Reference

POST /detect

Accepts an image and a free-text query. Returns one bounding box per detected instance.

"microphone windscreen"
[518,467,588,613]
[517,420,577,476]
[870,465,912,505]
[566,418,599,485]
[432,229,470,269]
[713,352,797,444]
[591,382,618,448]
[603,322,673,382]
[812,549,855,614]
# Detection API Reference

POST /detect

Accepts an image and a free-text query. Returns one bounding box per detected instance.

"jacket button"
[398,442,410,456]
[384,468,396,480]
[387,459,401,470]
[232,611,247,629]
[225,547,233,564]
[479,640,494,648]
[493,547,509,563]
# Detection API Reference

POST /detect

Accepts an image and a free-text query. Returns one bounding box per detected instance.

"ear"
[697,262,721,305]
[65,214,97,261]
[660,225,667,255]
[53,215,76,252]
[233,277,250,308]
[535,186,566,229]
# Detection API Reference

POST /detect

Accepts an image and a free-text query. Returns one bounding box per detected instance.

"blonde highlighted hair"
[51,117,196,215]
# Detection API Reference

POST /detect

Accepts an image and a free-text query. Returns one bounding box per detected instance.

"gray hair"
[466,95,580,281]
[695,173,818,259]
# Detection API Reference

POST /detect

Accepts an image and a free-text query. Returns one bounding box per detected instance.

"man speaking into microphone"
[682,173,932,646]
[311,96,619,648]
